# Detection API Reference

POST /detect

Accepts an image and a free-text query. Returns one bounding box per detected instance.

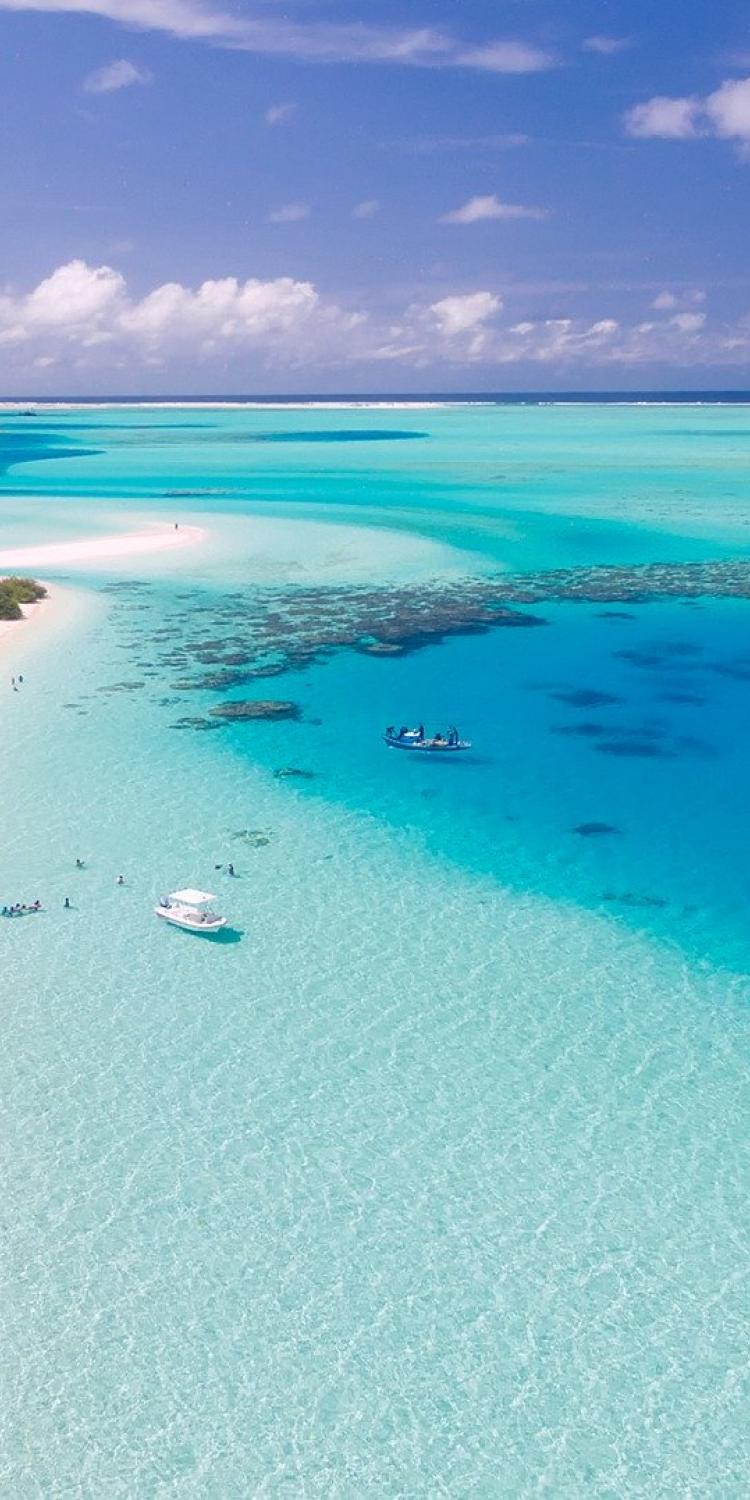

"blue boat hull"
[384,735,471,752]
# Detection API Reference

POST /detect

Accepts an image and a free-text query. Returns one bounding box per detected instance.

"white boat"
[154,888,227,934]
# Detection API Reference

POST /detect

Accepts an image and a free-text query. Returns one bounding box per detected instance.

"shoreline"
[0,522,206,660]
[0,590,54,652]
[0,583,80,663]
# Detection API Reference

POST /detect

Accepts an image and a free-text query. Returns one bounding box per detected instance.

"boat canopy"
[168,888,216,905]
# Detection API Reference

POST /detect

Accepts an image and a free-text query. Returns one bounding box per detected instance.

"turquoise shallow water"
[2,404,750,1495]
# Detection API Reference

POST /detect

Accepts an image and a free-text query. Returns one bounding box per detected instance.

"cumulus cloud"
[441,193,548,224]
[353,199,380,219]
[1,259,746,381]
[625,74,750,148]
[429,292,502,336]
[652,290,678,310]
[625,95,700,139]
[267,203,310,223]
[0,260,127,343]
[83,58,152,92]
[265,100,296,126]
[0,0,559,74]
[705,77,750,140]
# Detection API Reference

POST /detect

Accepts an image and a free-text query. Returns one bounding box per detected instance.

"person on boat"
[417,724,425,740]
[447,726,458,746]
[385,725,395,739]
[399,725,408,738]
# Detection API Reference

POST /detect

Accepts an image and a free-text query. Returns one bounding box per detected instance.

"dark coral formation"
[209,699,300,721]
[98,552,750,736]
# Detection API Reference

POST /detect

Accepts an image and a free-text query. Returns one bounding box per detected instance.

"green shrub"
[0,576,48,619]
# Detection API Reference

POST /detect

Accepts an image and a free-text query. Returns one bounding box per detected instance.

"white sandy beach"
[0,591,54,652]
[0,584,90,664]
[0,522,205,570]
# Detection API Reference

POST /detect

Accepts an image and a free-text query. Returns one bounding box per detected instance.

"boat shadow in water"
[207,925,244,944]
[399,751,489,769]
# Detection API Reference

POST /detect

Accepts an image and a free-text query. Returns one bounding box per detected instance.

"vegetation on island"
[0,576,47,620]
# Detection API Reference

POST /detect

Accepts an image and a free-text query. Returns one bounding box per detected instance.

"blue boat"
[384,725,471,752]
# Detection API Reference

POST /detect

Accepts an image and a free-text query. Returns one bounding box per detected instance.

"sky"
[0,0,749,393]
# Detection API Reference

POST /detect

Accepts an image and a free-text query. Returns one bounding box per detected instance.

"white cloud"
[20,260,126,329]
[670,312,706,332]
[455,40,556,73]
[441,193,548,224]
[624,95,700,139]
[625,75,750,148]
[267,203,310,224]
[0,0,560,75]
[582,35,631,56]
[704,77,750,140]
[429,292,501,336]
[83,58,152,92]
[653,288,705,310]
[265,100,296,126]
[0,259,746,381]
[353,199,380,219]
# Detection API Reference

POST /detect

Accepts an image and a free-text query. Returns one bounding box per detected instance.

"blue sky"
[0,0,749,393]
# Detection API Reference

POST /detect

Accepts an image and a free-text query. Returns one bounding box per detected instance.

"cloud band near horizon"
[0,259,744,384]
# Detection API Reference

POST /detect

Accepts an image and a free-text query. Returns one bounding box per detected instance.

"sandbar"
[0,522,206,570]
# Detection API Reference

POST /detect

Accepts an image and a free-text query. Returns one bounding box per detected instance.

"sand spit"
[0,523,206,571]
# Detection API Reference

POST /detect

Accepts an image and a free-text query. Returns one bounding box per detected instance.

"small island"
[0,576,48,621]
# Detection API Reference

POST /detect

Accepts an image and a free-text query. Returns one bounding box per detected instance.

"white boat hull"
[155,904,227,934]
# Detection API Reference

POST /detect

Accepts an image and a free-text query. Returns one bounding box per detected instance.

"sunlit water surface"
[2,403,750,1496]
